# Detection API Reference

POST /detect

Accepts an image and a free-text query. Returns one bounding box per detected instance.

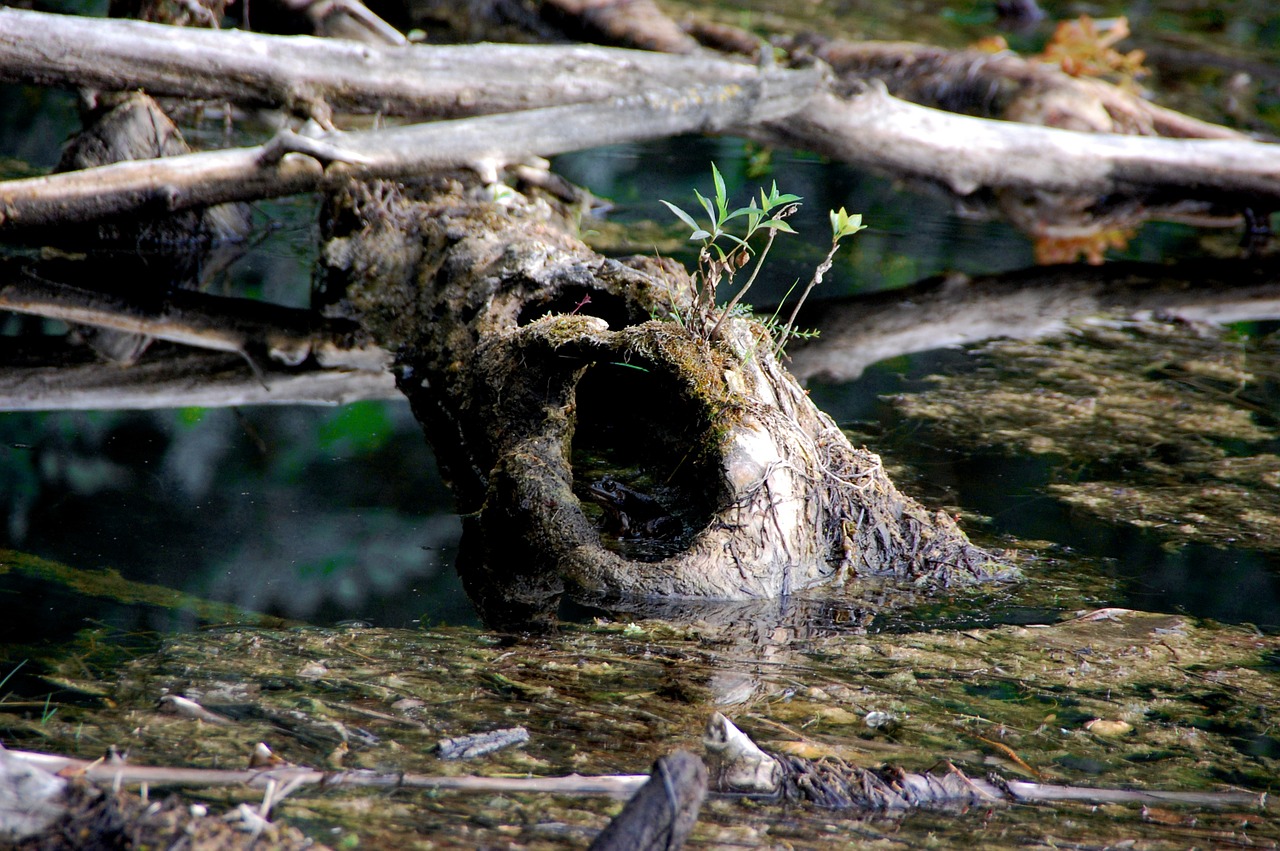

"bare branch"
[0,81,818,228]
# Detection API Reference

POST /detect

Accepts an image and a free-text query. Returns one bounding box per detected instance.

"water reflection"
[0,403,474,632]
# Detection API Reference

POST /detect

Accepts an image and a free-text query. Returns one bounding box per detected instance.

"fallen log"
[0,77,814,228]
[702,713,1269,811]
[0,8,797,121]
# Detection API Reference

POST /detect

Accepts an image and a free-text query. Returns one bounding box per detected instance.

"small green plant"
[660,164,866,354]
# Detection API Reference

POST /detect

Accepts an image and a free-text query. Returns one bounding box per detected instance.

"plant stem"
[774,239,840,357]
[708,227,780,341]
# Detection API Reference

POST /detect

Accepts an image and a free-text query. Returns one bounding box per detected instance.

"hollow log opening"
[318,172,1011,627]
[570,358,719,562]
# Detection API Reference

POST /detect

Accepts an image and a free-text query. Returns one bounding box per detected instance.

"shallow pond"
[1,0,1279,847]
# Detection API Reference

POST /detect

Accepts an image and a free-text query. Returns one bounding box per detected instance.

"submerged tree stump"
[319,173,1008,624]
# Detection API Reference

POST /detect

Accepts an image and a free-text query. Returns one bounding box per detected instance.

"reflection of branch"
[0,260,396,410]
[788,259,1280,383]
[0,273,386,371]
[0,345,396,411]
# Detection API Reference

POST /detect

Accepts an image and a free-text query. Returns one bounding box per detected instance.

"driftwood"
[317,175,1006,621]
[1,8,1278,236]
[701,714,1268,811]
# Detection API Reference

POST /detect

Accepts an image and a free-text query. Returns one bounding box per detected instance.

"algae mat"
[2,608,1276,848]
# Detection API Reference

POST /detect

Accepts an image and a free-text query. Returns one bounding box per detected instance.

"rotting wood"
[318,175,1008,622]
[787,36,1248,140]
[702,713,1269,811]
[588,750,706,851]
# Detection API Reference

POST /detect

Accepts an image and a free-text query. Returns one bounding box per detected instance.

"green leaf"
[829,207,867,239]
[762,219,797,234]
[693,188,717,226]
[711,163,728,217]
[689,228,712,241]
[660,199,700,233]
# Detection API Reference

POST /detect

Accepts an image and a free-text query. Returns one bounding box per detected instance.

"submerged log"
[318,173,1008,623]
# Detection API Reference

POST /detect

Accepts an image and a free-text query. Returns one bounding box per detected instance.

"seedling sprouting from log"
[661,164,866,353]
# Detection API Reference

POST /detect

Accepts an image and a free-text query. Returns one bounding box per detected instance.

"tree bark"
[588,751,706,851]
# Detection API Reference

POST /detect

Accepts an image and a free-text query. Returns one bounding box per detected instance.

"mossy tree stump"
[320,173,1007,625]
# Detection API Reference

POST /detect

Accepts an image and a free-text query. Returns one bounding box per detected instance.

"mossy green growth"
[4,608,1277,849]
[894,318,1280,551]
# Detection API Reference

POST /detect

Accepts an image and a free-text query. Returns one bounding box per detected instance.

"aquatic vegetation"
[894,318,1280,551]
[2,610,1276,847]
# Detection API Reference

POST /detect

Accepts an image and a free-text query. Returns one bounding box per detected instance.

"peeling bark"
[319,176,1007,624]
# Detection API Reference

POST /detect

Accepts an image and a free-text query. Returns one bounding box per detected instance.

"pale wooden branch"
[0,8,795,119]
[5,748,649,796]
[6,741,1266,812]
[748,86,1280,202]
[1,7,1276,224]
[0,80,815,228]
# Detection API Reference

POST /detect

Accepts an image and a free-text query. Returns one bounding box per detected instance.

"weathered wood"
[1,7,1277,230]
[0,8,789,119]
[588,751,706,851]
[704,713,1269,811]
[4,749,649,796]
[0,80,816,228]
[748,86,1280,203]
